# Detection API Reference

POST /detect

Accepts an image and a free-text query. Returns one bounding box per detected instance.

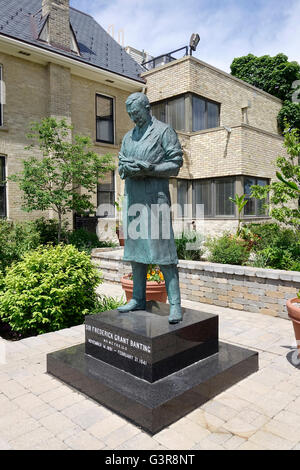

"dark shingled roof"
[0,0,144,83]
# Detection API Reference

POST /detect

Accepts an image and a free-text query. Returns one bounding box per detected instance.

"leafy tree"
[230,53,300,100]
[250,125,300,229]
[9,118,114,242]
[229,193,248,236]
[278,101,300,132]
[230,53,300,131]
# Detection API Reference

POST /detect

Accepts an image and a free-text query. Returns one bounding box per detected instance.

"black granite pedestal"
[47,301,258,434]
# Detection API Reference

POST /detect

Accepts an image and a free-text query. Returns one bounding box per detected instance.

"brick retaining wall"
[92,249,300,320]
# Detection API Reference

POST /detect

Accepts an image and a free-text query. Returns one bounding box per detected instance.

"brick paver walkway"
[0,283,299,450]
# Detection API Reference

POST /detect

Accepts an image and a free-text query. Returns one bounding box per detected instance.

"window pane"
[0,157,4,183]
[96,95,114,143]
[192,96,206,131]
[0,187,5,217]
[207,101,219,129]
[244,177,255,215]
[177,180,188,217]
[0,157,5,217]
[216,178,235,216]
[97,171,115,217]
[193,180,212,217]
[168,96,185,130]
[98,171,114,191]
[96,95,112,118]
[96,118,113,142]
[151,102,166,122]
[257,179,268,215]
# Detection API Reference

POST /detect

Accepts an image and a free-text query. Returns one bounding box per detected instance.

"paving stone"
[201,400,238,422]
[87,415,128,439]
[34,438,69,450]
[9,426,55,450]
[49,392,85,411]
[187,409,226,432]
[1,380,27,399]
[102,423,140,448]
[153,428,196,450]
[64,431,106,450]
[263,419,300,443]
[223,435,246,450]
[71,406,113,429]
[222,417,259,438]
[40,413,76,435]
[116,432,162,450]
[169,417,210,443]
[0,438,11,450]
[249,430,294,450]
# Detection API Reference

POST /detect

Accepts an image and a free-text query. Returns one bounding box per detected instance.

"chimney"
[42,0,71,50]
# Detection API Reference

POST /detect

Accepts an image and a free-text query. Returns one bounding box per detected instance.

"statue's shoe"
[168,304,183,324]
[117,298,146,313]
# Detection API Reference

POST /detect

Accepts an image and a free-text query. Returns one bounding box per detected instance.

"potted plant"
[286,293,300,359]
[121,264,167,303]
[114,196,124,246]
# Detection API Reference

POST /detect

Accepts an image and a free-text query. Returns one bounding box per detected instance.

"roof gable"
[0,0,144,83]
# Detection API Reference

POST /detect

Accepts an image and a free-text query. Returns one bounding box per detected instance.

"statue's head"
[126,92,151,127]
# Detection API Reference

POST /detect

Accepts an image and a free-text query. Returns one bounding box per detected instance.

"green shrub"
[67,228,117,254]
[241,223,300,270]
[0,244,102,335]
[175,231,204,261]
[90,295,126,314]
[0,220,40,274]
[206,233,250,265]
[32,217,68,245]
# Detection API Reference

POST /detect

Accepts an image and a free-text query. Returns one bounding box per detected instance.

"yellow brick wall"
[0,52,49,221]
[0,51,136,224]
[178,125,284,181]
[143,56,282,135]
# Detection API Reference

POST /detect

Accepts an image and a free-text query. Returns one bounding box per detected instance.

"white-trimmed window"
[97,171,115,218]
[0,65,3,126]
[96,94,115,144]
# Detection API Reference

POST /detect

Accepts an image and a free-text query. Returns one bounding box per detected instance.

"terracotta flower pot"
[121,275,167,303]
[286,297,300,358]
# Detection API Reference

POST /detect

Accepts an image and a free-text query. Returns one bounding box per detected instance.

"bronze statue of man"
[117,92,183,324]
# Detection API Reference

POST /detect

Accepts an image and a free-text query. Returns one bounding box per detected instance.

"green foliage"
[241,223,300,270]
[9,118,115,242]
[278,101,300,132]
[250,126,300,228]
[230,53,300,101]
[32,217,69,245]
[90,295,126,314]
[229,194,248,236]
[67,228,117,254]
[175,231,204,261]
[206,233,249,265]
[230,53,300,132]
[0,219,40,275]
[0,244,102,335]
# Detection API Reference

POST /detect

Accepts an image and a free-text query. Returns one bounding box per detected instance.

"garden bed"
[92,249,300,320]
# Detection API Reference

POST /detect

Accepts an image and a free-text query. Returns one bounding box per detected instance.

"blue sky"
[70,0,300,72]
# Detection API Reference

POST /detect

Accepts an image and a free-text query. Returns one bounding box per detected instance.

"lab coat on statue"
[118,117,183,265]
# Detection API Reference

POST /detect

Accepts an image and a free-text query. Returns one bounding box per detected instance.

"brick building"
[0,0,286,237]
[0,0,144,230]
[139,54,284,235]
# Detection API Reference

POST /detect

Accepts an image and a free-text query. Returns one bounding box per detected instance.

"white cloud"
[72,0,300,73]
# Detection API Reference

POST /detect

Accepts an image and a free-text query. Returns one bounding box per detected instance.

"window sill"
[94,141,120,150]
[0,126,9,132]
